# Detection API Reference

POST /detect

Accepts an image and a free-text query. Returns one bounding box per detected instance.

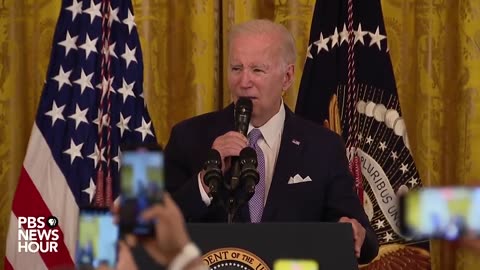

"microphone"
[234,97,253,136]
[230,97,253,190]
[239,147,259,196]
[203,149,223,196]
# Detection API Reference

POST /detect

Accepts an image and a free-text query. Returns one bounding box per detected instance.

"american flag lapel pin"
[292,139,300,145]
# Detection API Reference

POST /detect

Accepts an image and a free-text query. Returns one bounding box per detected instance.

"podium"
[187,223,358,270]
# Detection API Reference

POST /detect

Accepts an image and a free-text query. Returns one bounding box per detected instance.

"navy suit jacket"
[164,103,379,263]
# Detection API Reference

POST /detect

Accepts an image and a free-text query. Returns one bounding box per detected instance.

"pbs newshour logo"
[18,216,60,253]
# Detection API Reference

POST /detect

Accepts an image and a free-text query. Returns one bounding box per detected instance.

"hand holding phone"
[119,144,164,236]
[400,187,480,240]
[76,209,118,269]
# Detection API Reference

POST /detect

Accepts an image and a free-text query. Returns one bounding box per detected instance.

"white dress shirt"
[198,101,286,206]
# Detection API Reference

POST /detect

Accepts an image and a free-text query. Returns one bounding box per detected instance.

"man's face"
[228,33,294,126]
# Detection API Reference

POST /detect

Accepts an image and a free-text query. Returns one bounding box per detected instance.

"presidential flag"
[296,0,429,268]
[5,0,156,269]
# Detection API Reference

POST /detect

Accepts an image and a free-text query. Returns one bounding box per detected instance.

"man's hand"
[141,193,191,266]
[211,131,248,173]
[339,217,366,258]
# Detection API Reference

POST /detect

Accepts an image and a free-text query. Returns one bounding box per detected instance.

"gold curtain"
[0,0,479,269]
[0,0,64,268]
[382,0,480,268]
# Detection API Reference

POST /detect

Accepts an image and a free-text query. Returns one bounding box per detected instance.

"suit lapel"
[261,106,304,221]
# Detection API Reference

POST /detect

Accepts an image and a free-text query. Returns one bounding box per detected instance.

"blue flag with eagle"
[296,0,430,268]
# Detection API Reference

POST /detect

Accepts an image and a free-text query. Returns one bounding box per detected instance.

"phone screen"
[76,210,118,269]
[400,187,480,240]
[273,259,318,270]
[120,145,164,236]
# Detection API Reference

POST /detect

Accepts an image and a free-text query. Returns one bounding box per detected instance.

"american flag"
[5,0,156,269]
[296,0,429,268]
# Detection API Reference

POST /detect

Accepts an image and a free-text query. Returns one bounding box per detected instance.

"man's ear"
[282,64,295,91]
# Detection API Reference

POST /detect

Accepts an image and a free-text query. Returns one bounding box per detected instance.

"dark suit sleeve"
[323,136,379,264]
[164,124,209,221]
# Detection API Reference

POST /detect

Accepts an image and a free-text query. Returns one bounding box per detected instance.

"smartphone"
[399,187,480,240]
[76,209,118,269]
[119,144,164,236]
[274,259,318,270]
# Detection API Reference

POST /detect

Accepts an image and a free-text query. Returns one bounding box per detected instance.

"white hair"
[228,19,297,65]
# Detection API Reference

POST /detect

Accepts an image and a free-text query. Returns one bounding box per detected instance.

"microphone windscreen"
[207,148,221,162]
[235,97,253,113]
[240,147,257,162]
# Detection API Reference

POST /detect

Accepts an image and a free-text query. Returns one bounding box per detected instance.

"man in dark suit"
[164,19,379,264]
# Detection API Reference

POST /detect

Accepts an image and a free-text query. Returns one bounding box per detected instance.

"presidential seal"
[202,248,270,270]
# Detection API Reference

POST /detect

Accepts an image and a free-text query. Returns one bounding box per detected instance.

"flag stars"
[82,178,96,204]
[93,110,110,127]
[123,9,137,34]
[135,118,154,141]
[52,66,72,91]
[108,4,121,26]
[79,34,98,59]
[369,26,386,50]
[113,155,121,170]
[45,101,66,126]
[88,144,106,168]
[366,136,373,144]
[84,0,102,24]
[102,42,118,59]
[400,163,409,174]
[330,27,339,48]
[63,139,84,164]
[339,24,349,46]
[65,0,82,21]
[354,23,368,45]
[375,219,385,229]
[121,44,137,68]
[68,104,89,129]
[118,79,136,103]
[117,113,131,137]
[96,76,116,101]
[57,31,78,56]
[409,177,419,187]
[307,24,388,52]
[113,148,121,171]
[383,232,394,242]
[379,141,387,151]
[391,151,398,161]
[306,23,389,57]
[357,133,363,141]
[74,69,94,94]
[306,44,313,59]
[314,32,329,53]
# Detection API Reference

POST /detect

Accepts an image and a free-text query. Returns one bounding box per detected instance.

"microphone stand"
[223,171,241,224]
[226,197,236,224]
[224,147,259,224]
[224,173,255,224]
